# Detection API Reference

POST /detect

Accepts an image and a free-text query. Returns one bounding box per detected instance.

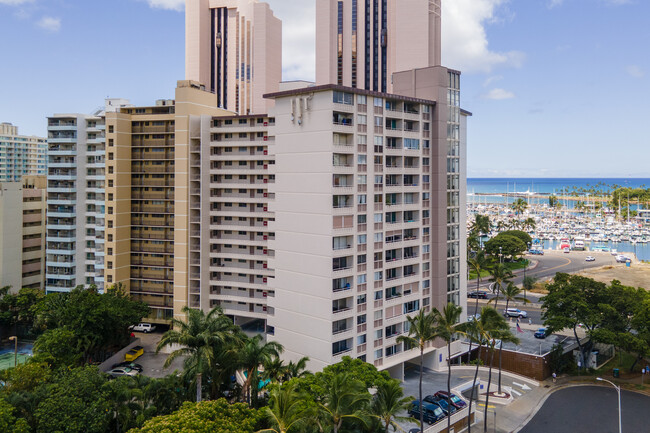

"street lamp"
[8,336,17,367]
[596,377,621,433]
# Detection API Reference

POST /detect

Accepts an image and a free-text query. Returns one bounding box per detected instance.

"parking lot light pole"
[596,377,621,433]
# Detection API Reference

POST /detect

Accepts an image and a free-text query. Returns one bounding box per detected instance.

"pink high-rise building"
[316,0,441,93]
[185,0,282,115]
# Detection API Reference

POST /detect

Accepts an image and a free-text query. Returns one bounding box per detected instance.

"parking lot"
[124,330,186,378]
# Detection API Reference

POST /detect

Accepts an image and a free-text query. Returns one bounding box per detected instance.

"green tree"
[258,382,311,433]
[240,334,284,408]
[0,398,29,433]
[511,198,528,216]
[541,274,608,368]
[459,307,506,433]
[33,327,82,368]
[369,380,413,433]
[488,283,530,393]
[484,235,527,261]
[522,276,537,301]
[157,305,242,402]
[433,303,464,433]
[396,309,438,433]
[497,230,532,246]
[285,357,310,381]
[487,263,514,311]
[522,217,536,232]
[548,195,559,208]
[483,328,519,433]
[127,399,264,433]
[32,366,111,433]
[315,373,370,433]
[0,286,45,336]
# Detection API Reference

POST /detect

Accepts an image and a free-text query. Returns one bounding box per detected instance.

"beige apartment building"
[316,0,442,93]
[104,81,229,323]
[0,123,47,182]
[0,176,47,292]
[185,0,282,115]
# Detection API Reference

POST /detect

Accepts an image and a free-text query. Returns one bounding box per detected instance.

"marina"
[468,201,650,262]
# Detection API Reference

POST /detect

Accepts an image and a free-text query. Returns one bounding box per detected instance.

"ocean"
[467,178,650,195]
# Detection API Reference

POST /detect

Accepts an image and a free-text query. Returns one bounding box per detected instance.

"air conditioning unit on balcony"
[263,122,268,127]
[263,150,268,155]
[263,136,268,141]
[263,221,268,226]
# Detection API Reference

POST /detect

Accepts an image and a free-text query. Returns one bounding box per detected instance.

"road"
[467,250,623,326]
[519,385,650,433]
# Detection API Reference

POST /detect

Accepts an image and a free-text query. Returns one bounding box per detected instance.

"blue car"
[424,395,458,415]
[408,400,446,425]
[534,328,550,339]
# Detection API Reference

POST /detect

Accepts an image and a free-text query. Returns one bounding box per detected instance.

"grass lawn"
[469,259,529,280]
[594,351,644,376]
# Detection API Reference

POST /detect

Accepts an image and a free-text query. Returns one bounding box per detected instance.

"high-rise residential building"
[0,123,47,182]
[45,99,130,293]
[200,113,277,329]
[0,176,47,292]
[104,81,229,323]
[257,81,467,375]
[185,0,282,115]
[315,0,442,93]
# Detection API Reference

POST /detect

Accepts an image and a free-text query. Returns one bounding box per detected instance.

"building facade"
[315,0,442,93]
[45,100,130,293]
[185,0,282,115]
[0,176,47,292]
[0,123,47,182]
[104,81,229,323]
[260,83,466,374]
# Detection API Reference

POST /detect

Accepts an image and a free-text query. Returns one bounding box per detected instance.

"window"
[358,234,367,244]
[358,195,367,204]
[374,232,383,242]
[357,294,367,305]
[357,154,367,164]
[404,300,420,314]
[357,255,367,264]
[358,175,367,185]
[357,334,367,344]
[357,114,367,125]
[374,271,382,281]
[358,214,367,224]
[333,91,353,105]
[357,315,366,325]
[374,97,383,107]
[374,213,382,223]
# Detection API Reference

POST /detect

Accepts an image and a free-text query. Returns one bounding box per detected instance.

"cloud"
[442,0,525,74]
[144,0,184,11]
[483,88,515,100]
[547,0,564,8]
[626,65,645,78]
[483,75,503,87]
[37,16,60,32]
[0,0,32,5]
[267,0,316,81]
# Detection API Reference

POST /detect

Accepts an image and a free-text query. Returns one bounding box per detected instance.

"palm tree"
[511,198,528,216]
[285,356,310,381]
[433,303,464,433]
[239,334,284,408]
[522,276,537,302]
[258,382,310,433]
[522,217,536,232]
[467,251,490,369]
[156,306,240,402]
[488,282,530,393]
[488,263,514,311]
[396,309,438,433]
[369,380,414,433]
[459,307,504,433]
[483,327,519,433]
[316,373,370,433]
[263,356,287,384]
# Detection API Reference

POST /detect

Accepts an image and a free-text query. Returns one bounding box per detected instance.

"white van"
[130,323,156,333]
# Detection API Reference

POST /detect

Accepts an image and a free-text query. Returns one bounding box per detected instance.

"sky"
[1,0,649,178]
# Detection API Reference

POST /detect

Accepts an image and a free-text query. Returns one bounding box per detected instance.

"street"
[467,250,624,327]
[519,385,650,433]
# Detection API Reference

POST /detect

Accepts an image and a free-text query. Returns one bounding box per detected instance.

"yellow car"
[124,345,144,362]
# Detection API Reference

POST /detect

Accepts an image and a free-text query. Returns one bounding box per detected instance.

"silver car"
[504,308,527,318]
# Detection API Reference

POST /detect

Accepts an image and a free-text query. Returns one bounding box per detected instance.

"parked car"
[408,400,446,425]
[432,391,467,409]
[468,291,488,299]
[611,249,618,255]
[130,323,156,333]
[504,308,527,318]
[467,313,481,322]
[529,249,544,255]
[125,345,144,362]
[534,328,550,339]
[408,429,422,433]
[107,366,139,378]
[616,255,630,263]
[111,361,143,372]
[563,248,570,253]
[585,256,596,262]
[423,395,458,415]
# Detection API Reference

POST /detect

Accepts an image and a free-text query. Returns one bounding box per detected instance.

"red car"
[433,391,467,410]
